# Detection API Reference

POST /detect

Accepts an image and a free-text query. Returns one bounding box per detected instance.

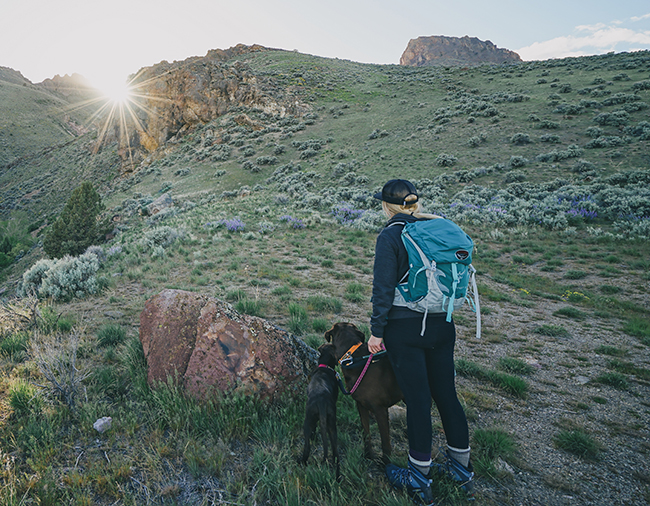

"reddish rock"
[140,289,317,399]
[139,289,209,384]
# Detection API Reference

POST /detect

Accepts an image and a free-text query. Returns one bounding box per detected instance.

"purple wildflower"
[220,218,246,232]
[331,204,365,225]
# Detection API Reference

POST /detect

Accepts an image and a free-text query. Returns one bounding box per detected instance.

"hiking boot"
[385,461,435,505]
[432,450,474,497]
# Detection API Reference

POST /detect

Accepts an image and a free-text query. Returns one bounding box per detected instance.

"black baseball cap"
[373,179,419,205]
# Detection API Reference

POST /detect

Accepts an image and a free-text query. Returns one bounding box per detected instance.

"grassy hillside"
[0,68,98,169]
[0,49,648,505]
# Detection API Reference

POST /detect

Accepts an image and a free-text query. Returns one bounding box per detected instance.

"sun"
[95,77,133,104]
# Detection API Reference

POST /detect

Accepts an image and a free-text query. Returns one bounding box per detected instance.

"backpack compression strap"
[468,265,481,340]
[402,231,436,336]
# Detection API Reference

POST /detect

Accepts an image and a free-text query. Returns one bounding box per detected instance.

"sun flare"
[95,78,133,104]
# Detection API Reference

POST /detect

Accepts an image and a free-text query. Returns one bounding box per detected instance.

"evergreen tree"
[43,182,107,259]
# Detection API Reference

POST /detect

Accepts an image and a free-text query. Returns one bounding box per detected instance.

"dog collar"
[338,342,363,367]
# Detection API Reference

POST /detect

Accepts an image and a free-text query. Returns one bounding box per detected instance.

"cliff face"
[127,44,307,155]
[400,35,522,67]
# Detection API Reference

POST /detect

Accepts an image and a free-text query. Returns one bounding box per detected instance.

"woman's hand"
[368,335,385,354]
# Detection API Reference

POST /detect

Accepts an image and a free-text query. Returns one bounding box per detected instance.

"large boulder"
[139,289,317,399]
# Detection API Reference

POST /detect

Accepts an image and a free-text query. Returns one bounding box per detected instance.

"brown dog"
[301,343,340,478]
[324,322,403,463]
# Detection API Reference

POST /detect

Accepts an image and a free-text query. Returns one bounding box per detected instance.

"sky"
[1,0,649,96]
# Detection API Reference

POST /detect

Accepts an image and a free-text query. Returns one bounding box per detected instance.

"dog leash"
[317,364,350,395]
[334,354,375,396]
[339,350,387,369]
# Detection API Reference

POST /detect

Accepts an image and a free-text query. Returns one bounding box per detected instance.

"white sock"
[447,445,470,468]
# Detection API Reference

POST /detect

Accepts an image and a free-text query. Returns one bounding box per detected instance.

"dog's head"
[317,343,338,368]
[324,322,366,359]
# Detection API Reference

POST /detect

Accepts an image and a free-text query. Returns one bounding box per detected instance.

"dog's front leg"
[356,402,376,460]
[374,407,392,464]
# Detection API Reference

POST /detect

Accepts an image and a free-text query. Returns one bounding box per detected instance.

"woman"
[368,179,473,504]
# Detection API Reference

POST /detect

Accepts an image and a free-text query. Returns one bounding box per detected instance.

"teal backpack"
[392,218,481,338]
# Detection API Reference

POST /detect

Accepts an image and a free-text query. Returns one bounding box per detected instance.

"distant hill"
[400,35,522,67]
[0,67,97,168]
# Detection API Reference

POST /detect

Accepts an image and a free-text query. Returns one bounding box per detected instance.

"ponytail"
[382,200,440,220]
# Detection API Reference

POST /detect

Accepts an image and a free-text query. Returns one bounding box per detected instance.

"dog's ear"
[356,328,367,343]
[324,327,333,342]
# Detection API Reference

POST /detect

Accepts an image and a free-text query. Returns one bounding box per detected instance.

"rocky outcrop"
[126,44,308,155]
[400,36,522,67]
[38,73,99,100]
[139,289,318,399]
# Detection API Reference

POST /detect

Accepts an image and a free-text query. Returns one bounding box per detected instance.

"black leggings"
[383,316,469,462]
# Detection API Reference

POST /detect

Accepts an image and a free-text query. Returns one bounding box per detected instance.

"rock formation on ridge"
[400,35,522,67]
[124,44,309,159]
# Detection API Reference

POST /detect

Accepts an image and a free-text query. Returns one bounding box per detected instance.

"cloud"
[631,13,650,22]
[517,24,650,61]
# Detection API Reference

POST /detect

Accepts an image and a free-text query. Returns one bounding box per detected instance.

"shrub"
[536,144,582,162]
[43,182,109,259]
[142,226,183,250]
[593,111,629,127]
[40,253,100,300]
[631,80,650,91]
[467,136,482,147]
[585,136,625,149]
[505,170,526,183]
[22,253,100,301]
[256,156,277,166]
[18,259,55,297]
[537,120,561,129]
[510,133,531,145]
[30,329,90,409]
[508,156,528,168]
[539,134,560,143]
[572,159,596,173]
[435,153,458,167]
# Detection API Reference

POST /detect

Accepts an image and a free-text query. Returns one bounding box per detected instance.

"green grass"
[622,317,650,345]
[497,357,535,375]
[594,345,626,357]
[564,270,588,280]
[472,427,516,479]
[97,324,127,347]
[594,372,630,390]
[455,359,528,398]
[235,299,266,317]
[552,306,586,320]
[0,331,29,361]
[553,429,601,460]
[306,295,343,314]
[533,324,570,337]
